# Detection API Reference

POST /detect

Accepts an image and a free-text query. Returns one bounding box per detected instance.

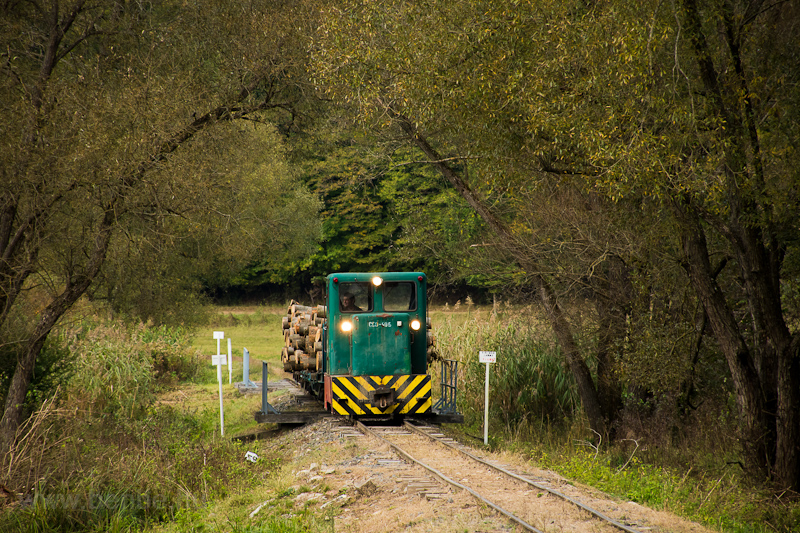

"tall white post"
[227,338,233,384]
[212,331,226,436]
[484,362,490,445]
[217,361,225,436]
[479,351,496,446]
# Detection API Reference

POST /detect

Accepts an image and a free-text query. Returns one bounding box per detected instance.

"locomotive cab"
[324,272,432,418]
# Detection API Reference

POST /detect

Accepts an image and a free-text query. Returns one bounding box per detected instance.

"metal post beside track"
[261,361,279,415]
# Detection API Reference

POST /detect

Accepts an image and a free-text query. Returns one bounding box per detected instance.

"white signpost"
[227,338,233,384]
[212,331,226,436]
[213,331,224,355]
[479,350,496,445]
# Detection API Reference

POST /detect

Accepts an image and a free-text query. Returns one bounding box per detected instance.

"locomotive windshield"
[384,281,417,312]
[339,282,372,313]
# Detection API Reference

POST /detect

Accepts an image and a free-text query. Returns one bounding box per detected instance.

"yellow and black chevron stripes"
[330,374,431,416]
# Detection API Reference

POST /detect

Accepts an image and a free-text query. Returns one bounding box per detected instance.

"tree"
[289,123,404,281]
[94,121,321,321]
[0,0,321,452]
[312,0,628,436]
[237,112,483,295]
[312,0,800,488]
[643,0,800,489]
[552,0,800,488]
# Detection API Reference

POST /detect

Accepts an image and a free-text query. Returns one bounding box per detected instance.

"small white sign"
[213,331,225,340]
[212,354,227,366]
[479,351,496,363]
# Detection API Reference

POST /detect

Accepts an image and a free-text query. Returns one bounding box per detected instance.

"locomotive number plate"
[368,321,394,328]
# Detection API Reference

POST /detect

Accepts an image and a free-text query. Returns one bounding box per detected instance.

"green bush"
[66,320,201,419]
[68,325,155,419]
[0,305,77,417]
[435,315,577,429]
[137,324,200,384]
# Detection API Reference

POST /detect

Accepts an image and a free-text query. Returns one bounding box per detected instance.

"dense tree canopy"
[311,0,800,489]
[232,113,489,295]
[0,0,321,450]
[2,0,799,495]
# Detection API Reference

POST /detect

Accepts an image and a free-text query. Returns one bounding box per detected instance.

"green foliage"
[153,409,255,501]
[435,312,578,428]
[0,404,269,532]
[0,334,77,419]
[377,154,490,285]
[137,324,201,385]
[0,0,324,450]
[4,306,797,533]
[311,0,800,288]
[0,294,76,414]
[0,492,158,533]
[94,120,321,320]
[555,449,684,505]
[295,127,401,277]
[0,319,275,533]
[247,115,486,288]
[70,334,155,419]
[312,0,800,488]
[217,514,330,533]
[537,447,799,533]
[66,320,201,418]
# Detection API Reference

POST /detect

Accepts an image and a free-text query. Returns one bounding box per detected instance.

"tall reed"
[434,313,578,430]
[0,319,212,532]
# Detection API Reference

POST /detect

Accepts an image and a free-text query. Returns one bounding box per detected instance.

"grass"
[191,304,288,384]
[2,302,798,533]
[431,304,800,533]
[498,428,798,533]
[0,314,291,533]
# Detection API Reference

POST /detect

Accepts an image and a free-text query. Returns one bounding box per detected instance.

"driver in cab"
[339,293,362,312]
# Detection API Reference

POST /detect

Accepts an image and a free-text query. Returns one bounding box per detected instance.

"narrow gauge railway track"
[355,421,644,533]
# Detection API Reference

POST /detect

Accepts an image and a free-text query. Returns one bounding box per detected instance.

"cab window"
[339,282,371,313]
[384,282,417,312]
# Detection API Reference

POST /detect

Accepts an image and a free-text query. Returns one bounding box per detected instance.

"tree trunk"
[677,206,771,473]
[594,298,624,436]
[396,116,607,435]
[678,0,800,490]
[0,319,60,453]
[775,338,800,489]
[727,221,800,488]
[533,275,606,435]
[0,208,114,454]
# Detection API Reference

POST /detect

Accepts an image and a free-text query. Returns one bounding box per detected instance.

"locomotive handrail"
[433,359,459,415]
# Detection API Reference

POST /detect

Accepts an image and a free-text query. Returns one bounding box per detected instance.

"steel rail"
[404,421,644,533]
[355,421,545,533]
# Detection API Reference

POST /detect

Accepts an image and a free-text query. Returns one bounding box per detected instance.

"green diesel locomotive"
[260,272,461,423]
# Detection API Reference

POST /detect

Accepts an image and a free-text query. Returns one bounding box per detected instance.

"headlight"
[410,319,421,331]
[372,276,383,286]
[341,320,352,333]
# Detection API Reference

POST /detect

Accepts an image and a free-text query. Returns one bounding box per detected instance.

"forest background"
[1,0,800,530]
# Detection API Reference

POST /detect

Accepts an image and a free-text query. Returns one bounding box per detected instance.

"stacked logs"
[281,300,327,373]
[280,299,438,370]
